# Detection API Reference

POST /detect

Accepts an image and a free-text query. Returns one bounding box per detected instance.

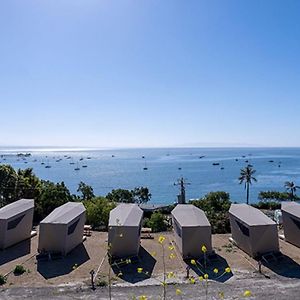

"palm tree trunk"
[246,182,249,205]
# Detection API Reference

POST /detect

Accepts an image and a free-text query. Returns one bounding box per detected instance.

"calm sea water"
[1,147,300,205]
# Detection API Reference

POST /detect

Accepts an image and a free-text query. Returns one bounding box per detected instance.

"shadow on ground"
[37,244,90,279]
[185,253,233,283]
[262,253,300,279]
[0,239,31,266]
[111,247,156,284]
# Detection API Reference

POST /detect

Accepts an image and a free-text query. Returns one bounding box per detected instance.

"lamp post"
[90,269,95,290]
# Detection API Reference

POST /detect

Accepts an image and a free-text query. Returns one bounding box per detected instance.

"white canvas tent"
[38,202,86,255]
[171,204,212,258]
[108,204,143,258]
[0,199,34,250]
[229,204,279,258]
[281,202,300,248]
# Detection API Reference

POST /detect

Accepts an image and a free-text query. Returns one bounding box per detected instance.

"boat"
[74,162,80,171]
[178,167,182,170]
[220,167,224,170]
[212,163,220,166]
[269,160,274,163]
[199,155,205,159]
[45,165,51,168]
[79,158,84,161]
[82,165,88,168]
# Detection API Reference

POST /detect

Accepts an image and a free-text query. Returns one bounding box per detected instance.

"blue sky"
[0,0,300,148]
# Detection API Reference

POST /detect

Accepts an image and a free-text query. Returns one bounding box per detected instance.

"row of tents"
[1,199,300,260]
[108,202,300,259]
[0,199,86,255]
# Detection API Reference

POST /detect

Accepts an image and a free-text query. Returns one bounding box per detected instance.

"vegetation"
[239,165,257,205]
[35,181,74,221]
[190,191,231,234]
[106,187,151,204]
[146,211,168,232]
[13,265,26,275]
[252,201,281,210]
[84,197,116,230]
[0,274,6,285]
[284,181,300,200]
[258,191,297,201]
[77,181,95,201]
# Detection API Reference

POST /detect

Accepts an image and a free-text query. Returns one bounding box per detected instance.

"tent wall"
[182,226,212,258]
[282,211,300,248]
[65,214,86,255]
[229,214,253,256]
[173,218,183,255]
[250,225,279,256]
[108,226,141,258]
[38,212,85,255]
[38,223,66,254]
[229,214,279,258]
[0,219,6,249]
[172,215,212,259]
[0,207,34,250]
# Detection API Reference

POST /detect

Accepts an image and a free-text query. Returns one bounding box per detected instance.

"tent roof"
[41,202,85,225]
[281,202,300,218]
[229,203,275,226]
[0,199,34,220]
[171,204,210,227]
[109,204,143,227]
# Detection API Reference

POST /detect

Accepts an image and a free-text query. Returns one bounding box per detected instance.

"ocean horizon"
[1,147,300,205]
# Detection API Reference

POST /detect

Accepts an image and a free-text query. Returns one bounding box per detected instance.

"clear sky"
[1,0,300,148]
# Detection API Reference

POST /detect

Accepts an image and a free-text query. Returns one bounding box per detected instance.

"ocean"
[1,147,300,205]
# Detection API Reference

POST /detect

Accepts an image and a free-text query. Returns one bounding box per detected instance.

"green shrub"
[190,191,231,234]
[83,197,116,230]
[147,212,168,232]
[0,274,6,285]
[13,265,26,275]
[97,279,108,287]
[252,201,281,210]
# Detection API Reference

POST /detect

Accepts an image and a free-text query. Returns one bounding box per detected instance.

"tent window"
[291,217,300,230]
[68,219,80,235]
[236,220,249,237]
[174,219,182,237]
[7,214,25,230]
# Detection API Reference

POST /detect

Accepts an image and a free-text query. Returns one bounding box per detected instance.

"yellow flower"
[161,281,167,286]
[167,272,175,279]
[168,245,174,251]
[213,268,219,274]
[198,276,203,281]
[126,259,131,264]
[243,290,251,297]
[139,296,147,300]
[218,291,224,299]
[158,236,166,244]
[169,253,176,259]
[175,288,182,295]
[204,273,209,279]
[189,277,196,284]
[190,259,196,265]
[151,251,157,257]
[137,267,143,273]
[225,267,231,273]
[201,245,207,253]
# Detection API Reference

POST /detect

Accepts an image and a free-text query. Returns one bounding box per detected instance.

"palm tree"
[239,165,257,205]
[284,181,300,200]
